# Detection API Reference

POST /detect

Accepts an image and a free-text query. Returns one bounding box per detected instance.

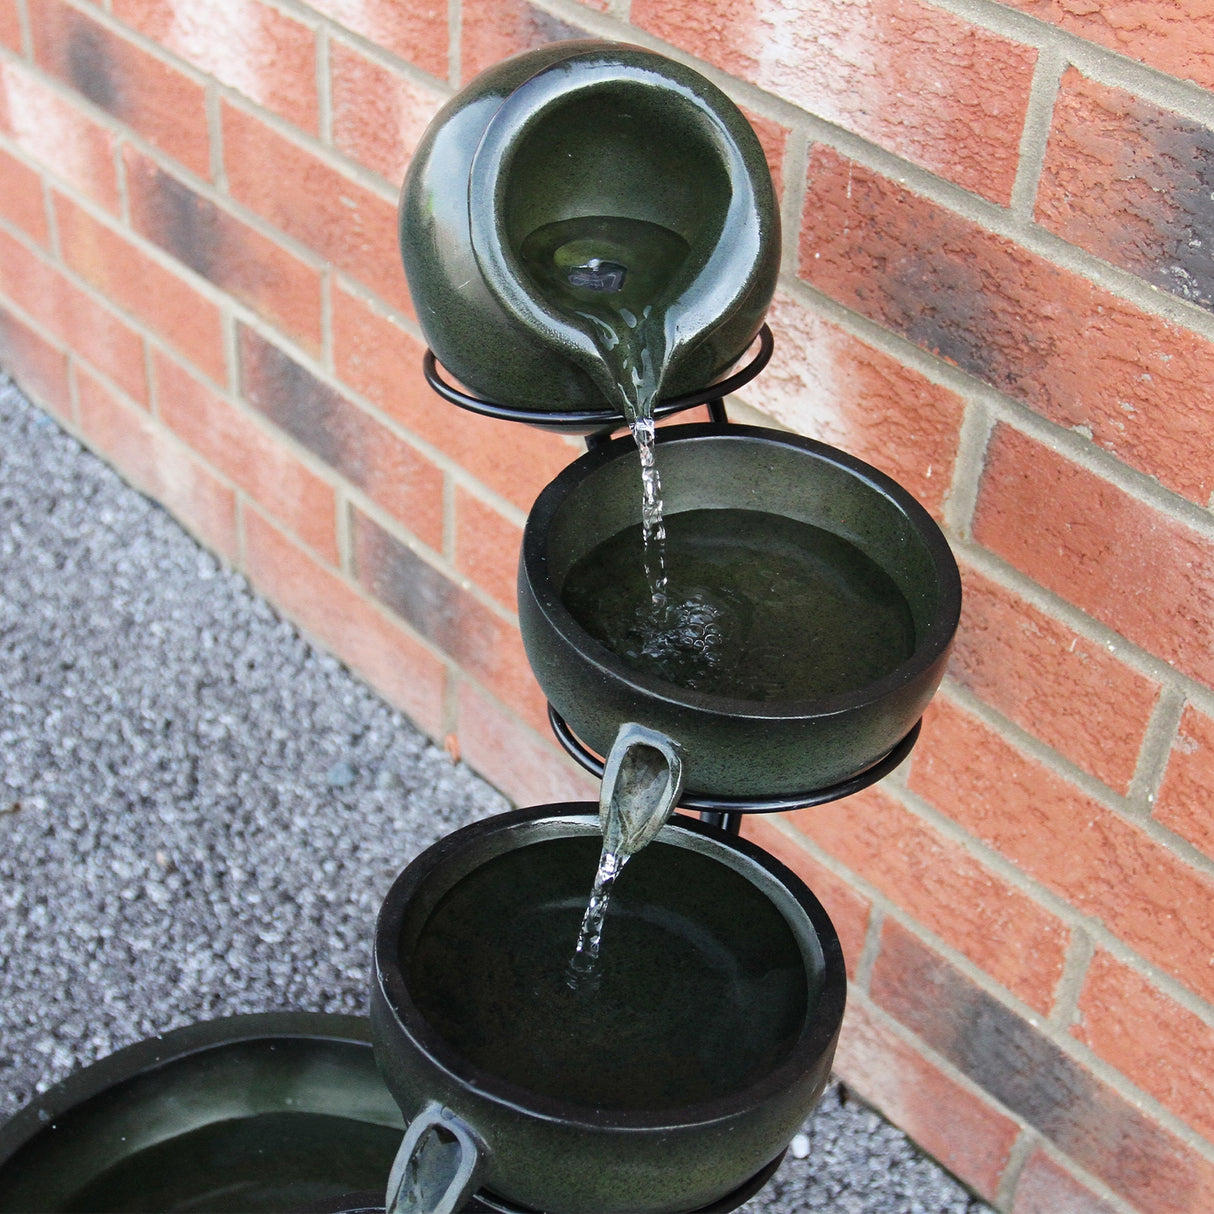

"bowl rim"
[373,804,847,1133]
[521,421,962,723]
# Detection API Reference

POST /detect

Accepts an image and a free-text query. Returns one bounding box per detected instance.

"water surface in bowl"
[560,507,916,699]
[404,834,809,1110]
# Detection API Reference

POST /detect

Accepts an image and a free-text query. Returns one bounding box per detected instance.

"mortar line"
[448,0,462,90]
[1009,42,1065,221]
[1127,686,1187,814]
[1048,925,1095,1030]
[995,1127,1039,1212]
[941,395,995,540]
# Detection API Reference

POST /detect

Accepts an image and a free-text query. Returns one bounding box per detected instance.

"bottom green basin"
[0,1013,403,1214]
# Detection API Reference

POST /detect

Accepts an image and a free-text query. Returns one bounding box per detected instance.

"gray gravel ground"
[0,374,992,1212]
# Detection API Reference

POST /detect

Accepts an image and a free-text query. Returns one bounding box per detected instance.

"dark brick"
[239,327,443,550]
[1039,70,1214,314]
[351,509,548,731]
[872,919,1214,1214]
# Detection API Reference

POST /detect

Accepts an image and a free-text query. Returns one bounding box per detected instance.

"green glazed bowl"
[399,41,779,416]
[371,805,845,1214]
[518,424,962,798]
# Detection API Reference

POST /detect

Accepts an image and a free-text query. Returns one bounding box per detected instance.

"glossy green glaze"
[399,41,779,415]
[518,424,963,798]
[371,806,845,1214]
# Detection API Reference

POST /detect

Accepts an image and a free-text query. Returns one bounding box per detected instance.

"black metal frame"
[548,705,921,833]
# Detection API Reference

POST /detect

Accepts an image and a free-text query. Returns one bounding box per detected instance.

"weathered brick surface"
[949,565,1160,795]
[0,58,121,213]
[55,191,226,383]
[872,918,1214,1214]
[329,39,445,184]
[1005,0,1214,92]
[155,349,339,563]
[331,284,577,512]
[799,146,1214,505]
[351,508,550,734]
[242,507,447,738]
[1074,949,1214,1146]
[112,0,319,133]
[632,0,1036,205]
[739,815,871,980]
[1038,69,1214,315]
[460,0,589,84]
[1012,1148,1122,1214]
[790,785,1070,1014]
[76,364,238,559]
[454,680,598,810]
[745,291,965,518]
[0,0,22,50]
[0,304,71,419]
[1154,705,1214,859]
[30,0,210,176]
[834,995,1020,1202]
[453,486,524,613]
[973,425,1214,690]
[221,102,409,313]
[0,146,48,245]
[126,147,323,354]
[0,225,148,403]
[238,325,445,553]
[911,695,1214,1006]
[306,0,447,80]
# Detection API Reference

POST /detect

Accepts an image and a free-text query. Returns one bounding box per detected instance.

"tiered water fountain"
[0,41,960,1214]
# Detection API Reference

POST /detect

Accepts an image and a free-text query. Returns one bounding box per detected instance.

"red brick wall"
[1,2,1211,1210]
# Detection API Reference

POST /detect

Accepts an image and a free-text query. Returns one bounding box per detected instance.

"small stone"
[789,1133,811,1159]
[325,760,356,788]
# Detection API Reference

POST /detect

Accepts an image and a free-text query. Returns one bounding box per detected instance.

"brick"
[949,564,1160,794]
[0,146,48,245]
[237,325,444,552]
[875,918,1214,1214]
[154,349,338,563]
[329,39,445,184]
[455,680,599,810]
[76,365,238,559]
[454,486,523,613]
[351,508,550,734]
[1038,70,1214,316]
[799,146,1214,505]
[834,995,1019,1201]
[112,0,318,133]
[306,0,446,81]
[55,192,226,383]
[0,59,120,212]
[460,0,590,84]
[30,0,210,176]
[1074,949,1214,1145]
[742,108,787,204]
[1155,705,1214,858]
[0,305,71,419]
[739,815,871,980]
[744,291,965,518]
[331,284,577,512]
[973,424,1214,690]
[242,507,447,737]
[1004,0,1214,93]
[910,694,1214,1007]
[221,101,408,313]
[1013,1147,1122,1214]
[0,226,148,404]
[790,785,1070,1013]
[632,0,1036,205]
[125,146,322,353]
[0,0,22,50]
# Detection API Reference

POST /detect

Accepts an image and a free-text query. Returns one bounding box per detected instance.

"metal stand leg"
[699,810,742,835]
